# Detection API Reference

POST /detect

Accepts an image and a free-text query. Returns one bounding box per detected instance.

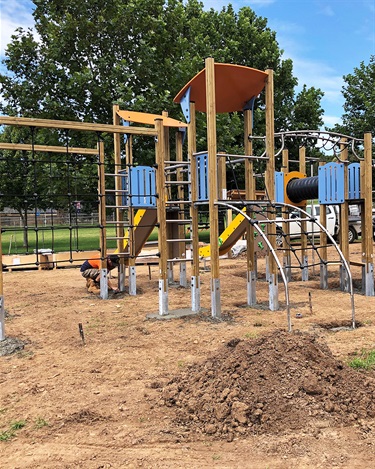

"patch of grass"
[0,420,27,442]
[2,224,162,255]
[10,420,27,431]
[244,332,258,339]
[34,417,48,429]
[348,349,375,370]
[0,430,15,441]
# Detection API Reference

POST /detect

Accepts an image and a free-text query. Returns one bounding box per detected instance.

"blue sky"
[0,0,374,128]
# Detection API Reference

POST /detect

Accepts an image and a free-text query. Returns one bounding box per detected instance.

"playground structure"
[0,58,374,340]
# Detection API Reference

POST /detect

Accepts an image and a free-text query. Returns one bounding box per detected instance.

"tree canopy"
[0,0,326,218]
[0,0,324,132]
[332,55,375,139]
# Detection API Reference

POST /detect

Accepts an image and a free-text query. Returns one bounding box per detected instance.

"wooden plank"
[117,110,187,128]
[0,116,157,136]
[0,143,98,154]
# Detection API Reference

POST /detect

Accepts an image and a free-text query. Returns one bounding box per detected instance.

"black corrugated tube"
[286,176,319,204]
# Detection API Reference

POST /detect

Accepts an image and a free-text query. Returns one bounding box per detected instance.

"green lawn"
[1,225,211,255]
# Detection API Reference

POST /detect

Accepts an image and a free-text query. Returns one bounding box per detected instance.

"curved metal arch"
[275,202,356,329]
[215,201,292,332]
[215,200,356,331]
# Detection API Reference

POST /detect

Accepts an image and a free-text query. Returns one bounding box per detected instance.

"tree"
[0,0,324,191]
[332,55,375,139]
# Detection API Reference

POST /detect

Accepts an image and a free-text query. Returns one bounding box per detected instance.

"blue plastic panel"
[128,166,156,208]
[348,162,361,200]
[179,86,191,124]
[196,153,209,201]
[318,162,345,204]
[275,171,284,203]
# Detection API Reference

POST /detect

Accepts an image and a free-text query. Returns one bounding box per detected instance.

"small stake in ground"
[78,323,85,345]
[309,292,313,315]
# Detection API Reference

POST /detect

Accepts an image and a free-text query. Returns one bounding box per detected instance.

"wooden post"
[319,161,328,289]
[189,102,201,312]
[0,214,5,340]
[155,118,169,314]
[206,57,221,318]
[265,69,278,310]
[244,109,256,305]
[113,104,124,291]
[282,149,291,282]
[176,130,187,287]
[125,129,137,295]
[217,152,227,232]
[339,139,350,291]
[162,111,174,284]
[98,139,108,299]
[361,132,374,295]
[299,146,308,281]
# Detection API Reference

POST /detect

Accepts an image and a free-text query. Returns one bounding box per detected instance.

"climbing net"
[0,127,102,269]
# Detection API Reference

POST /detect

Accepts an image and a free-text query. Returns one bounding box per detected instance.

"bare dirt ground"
[2,243,375,468]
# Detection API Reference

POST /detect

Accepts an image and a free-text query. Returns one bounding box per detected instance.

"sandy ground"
[1,243,375,468]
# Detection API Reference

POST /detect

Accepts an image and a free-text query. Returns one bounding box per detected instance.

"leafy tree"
[332,55,375,139]
[0,0,325,198]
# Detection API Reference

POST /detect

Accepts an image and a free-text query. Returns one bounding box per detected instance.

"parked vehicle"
[275,204,363,246]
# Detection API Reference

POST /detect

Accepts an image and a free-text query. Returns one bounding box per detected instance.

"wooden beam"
[0,213,5,340]
[155,118,168,288]
[265,69,276,262]
[113,105,124,266]
[299,146,308,268]
[0,116,157,136]
[189,102,200,282]
[362,132,373,267]
[0,142,98,154]
[244,109,255,271]
[98,140,107,269]
[206,58,219,279]
[339,139,350,263]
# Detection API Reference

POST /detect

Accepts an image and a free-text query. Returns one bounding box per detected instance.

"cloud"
[318,4,334,17]
[0,0,35,57]
[323,115,342,128]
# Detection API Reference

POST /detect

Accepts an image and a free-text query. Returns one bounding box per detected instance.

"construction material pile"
[162,331,375,438]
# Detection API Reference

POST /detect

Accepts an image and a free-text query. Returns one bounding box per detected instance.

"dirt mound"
[162,330,375,439]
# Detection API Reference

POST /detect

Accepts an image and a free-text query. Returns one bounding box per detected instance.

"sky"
[0,0,374,128]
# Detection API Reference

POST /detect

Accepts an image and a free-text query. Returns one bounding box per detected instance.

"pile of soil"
[162,330,375,439]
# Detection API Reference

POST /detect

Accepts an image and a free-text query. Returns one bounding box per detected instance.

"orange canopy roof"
[174,63,268,113]
[117,110,188,128]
